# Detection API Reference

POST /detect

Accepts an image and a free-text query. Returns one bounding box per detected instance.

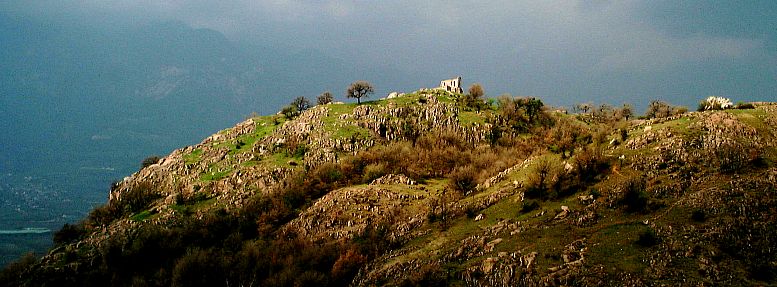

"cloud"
[594,32,764,72]
[3,0,775,105]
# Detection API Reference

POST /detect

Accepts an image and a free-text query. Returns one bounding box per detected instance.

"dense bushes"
[574,146,609,182]
[644,100,688,119]
[525,157,562,199]
[18,198,385,287]
[53,223,86,246]
[494,95,550,132]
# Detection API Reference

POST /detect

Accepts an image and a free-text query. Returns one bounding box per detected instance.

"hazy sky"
[4,1,776,108]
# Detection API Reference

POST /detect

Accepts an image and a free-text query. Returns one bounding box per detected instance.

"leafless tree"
[346,81,374,104]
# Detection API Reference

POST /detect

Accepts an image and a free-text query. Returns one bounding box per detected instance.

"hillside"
[2,90,776,286]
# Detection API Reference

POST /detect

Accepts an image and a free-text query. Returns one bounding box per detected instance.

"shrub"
[714,141,749,174]
[362,163,388,183]
[636,228,659,247]
[117,182,161,214]
[281,105,298,119]
[691,209,707,222]
[645,100,686,118]
[736,102,755,109]
[399,263,447,287]
[317,91,333,105]
[331,249,367,285]
[574,146,609,182]
[545,116,588,158]
[521,200,540,213]
[171,248,224,287]
[620,128,628,142]
[698,96,734,111]
[448,165,478,194]
[53,223,86,246]
[0,252,37,284]
[141,155,161,169]
[525,157,561,199]
[620,177,648,212]
[291,96,311,112]
[465,84,484,105]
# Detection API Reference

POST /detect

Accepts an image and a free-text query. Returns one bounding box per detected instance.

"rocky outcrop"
[282,186,427,242]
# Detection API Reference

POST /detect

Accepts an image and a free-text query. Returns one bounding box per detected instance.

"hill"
[2,90,776,286]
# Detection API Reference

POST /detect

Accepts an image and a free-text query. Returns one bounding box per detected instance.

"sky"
[3,0,776,109]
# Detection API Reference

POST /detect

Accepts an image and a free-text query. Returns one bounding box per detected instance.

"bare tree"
[346,81,374,104]
[317,91,333,105]
[291,96,310,113]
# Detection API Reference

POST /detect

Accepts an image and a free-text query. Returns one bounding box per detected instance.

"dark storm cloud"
[4,0,775,107]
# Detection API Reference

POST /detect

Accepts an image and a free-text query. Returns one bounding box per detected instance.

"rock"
[485,238,503,252]
[578,195,594,204]
[474,213,485,221]
[555,206,570,220]
[370,174,416,185]
[482,257,498,274]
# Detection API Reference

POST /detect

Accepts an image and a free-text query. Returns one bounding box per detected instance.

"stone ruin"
[439,76,463,94]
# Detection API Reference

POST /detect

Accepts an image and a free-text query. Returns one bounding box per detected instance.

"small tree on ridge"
[346,81,374,104]
[317,91,333,105]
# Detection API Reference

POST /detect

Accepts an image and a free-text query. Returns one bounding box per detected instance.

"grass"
[183,149,203,165]
[130,210,155,222]
[330,124,372,140]
[587,222,652,274]
[727,108,772,138]
[200,164,234,182]
[170,197,217,214]
[458,111,486,126]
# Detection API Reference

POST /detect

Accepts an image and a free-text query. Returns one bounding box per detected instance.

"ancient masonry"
[439,76,463,93]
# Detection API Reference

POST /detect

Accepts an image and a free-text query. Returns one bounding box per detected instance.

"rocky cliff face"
[7,93,777,287]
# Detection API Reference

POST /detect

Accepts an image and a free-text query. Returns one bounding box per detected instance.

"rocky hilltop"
[2,90,776,286]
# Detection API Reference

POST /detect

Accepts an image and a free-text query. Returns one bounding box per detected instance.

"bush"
[53,223,86,246]
[645,100,686,118]
[574,146,608,182]
[141,155,161,169]
[317,91,333,105]
[399,263,447,287]
[525,157,561,199]
[714,141,749,174]
[87,204,122,227]
[736,102,755,109]
[521,200,540,213]
[171,248,224,287]
[698,96,734,111]
[691,209,706,222]
[636,228,659,247]
[362,163,388,183]
[117,182,161,215]
[0,252,37,285]
[620,177,648,212]
[281,105,298,119]
[463,83,485,110]
[330,249,367,285]
[448,165,478,194]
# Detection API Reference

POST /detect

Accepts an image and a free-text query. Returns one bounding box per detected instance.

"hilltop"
[2,89,776,286]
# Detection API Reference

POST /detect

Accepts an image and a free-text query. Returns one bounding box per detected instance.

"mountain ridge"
[3,90,776,286]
